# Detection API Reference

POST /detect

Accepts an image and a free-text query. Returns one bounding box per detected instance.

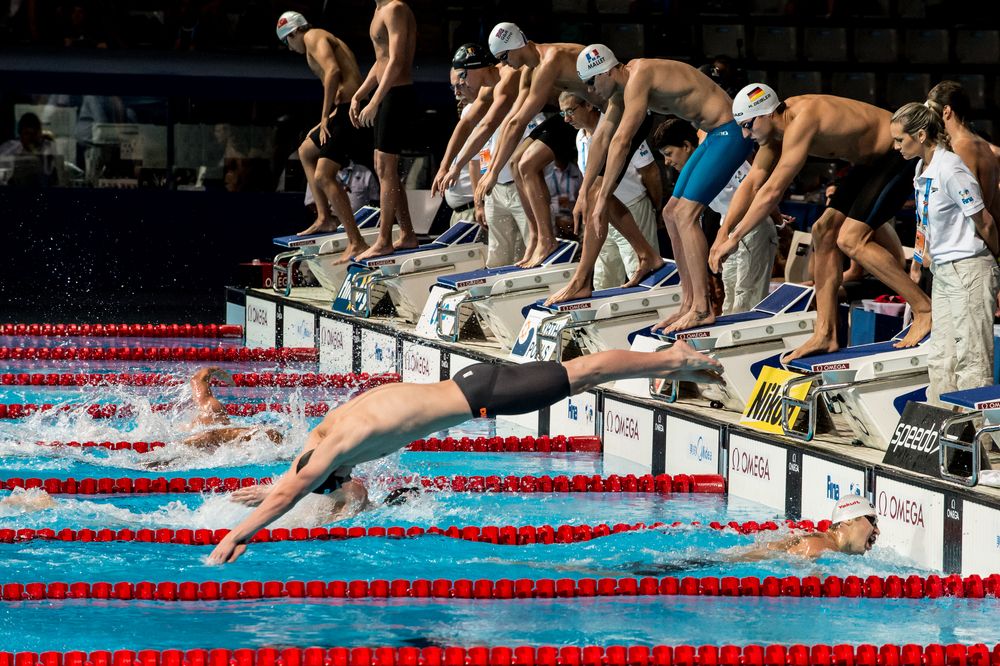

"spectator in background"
[546,153,582,240]
[58,2,108,48]
[0,112,60,187]
[303,159,379,220]
[443,71,479,227]
[556,91,661,291]
[891,102,999,405]
[652,118,778,314]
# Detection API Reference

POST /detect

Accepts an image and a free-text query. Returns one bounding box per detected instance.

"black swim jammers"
[296,448,352,495]
[828,149,917,228]
[452,361,572,419]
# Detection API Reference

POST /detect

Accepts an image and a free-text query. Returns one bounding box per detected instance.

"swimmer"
[229,479,419,524]
[207,343,723,563]
[506,495,881,577]
[708,85,931,360]
[180,367,284,449]
[0,488,57,513]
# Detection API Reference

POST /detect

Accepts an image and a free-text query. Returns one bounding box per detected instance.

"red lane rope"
[407,436,602,453]
[1,324,242,338]
[3,644,998,666]
[1,372,399,389]
[0,519,825,547]
[33,434,595,455]
[0,574,997,601]
[0,473,725,494]
[0,347,317,363]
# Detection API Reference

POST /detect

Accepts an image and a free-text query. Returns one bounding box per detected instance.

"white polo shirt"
[576,129,653,206]
[915,146,987,264]
[479,113,545,185]
[709,161,750,221]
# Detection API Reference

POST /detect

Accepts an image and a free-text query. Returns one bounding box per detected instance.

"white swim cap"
[488,22,527,57]
[830,495,876,524]
[577,44,619,81]
[731,83,781,123]
[276,11,308,42]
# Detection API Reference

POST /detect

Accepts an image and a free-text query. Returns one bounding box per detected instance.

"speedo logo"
[889,422,939,455]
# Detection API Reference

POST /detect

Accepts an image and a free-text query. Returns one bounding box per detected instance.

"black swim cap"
[384,486,420,506]
[452,43,496,70]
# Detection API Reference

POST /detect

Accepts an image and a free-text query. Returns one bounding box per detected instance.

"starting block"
[510,260,681,363]
[414,239,579,347]
[779,326,929,449]
[619,283,816,408]
[271,206,381,295]
[332,221,486,322]
[937,385,1000,486]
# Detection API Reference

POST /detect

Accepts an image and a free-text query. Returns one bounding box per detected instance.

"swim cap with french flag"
[830,495,876,524]
[577,44,619,81]
[731,83,781,123]
[276,11,308,42]
[488,22,527,57]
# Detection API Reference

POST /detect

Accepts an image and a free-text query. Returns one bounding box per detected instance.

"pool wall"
[232,287,1000,577]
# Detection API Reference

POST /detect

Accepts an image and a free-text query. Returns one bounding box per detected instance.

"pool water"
[0,336,992,652]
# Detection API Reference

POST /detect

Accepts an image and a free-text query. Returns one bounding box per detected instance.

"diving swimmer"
[207,343,723,563]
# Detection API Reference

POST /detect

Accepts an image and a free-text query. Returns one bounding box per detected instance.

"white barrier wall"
[727,434,788,512]
[245,296,277,348]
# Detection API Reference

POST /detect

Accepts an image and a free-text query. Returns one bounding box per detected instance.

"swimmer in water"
[180,367,284,449]
[207,343,723,563]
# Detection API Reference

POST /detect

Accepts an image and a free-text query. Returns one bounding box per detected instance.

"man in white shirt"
[652,118,779,313]
[554,92,662,291]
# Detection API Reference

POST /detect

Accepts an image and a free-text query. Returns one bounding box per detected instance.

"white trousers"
[483,182,530,268]
[722,222,778,314]
[926,253,1000,405]
[594,195,660,290]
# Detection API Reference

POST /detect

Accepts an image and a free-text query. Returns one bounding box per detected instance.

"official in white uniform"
[891,102,1000,404]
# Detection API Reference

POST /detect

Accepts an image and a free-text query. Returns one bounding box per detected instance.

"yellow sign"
[740,366,812,434]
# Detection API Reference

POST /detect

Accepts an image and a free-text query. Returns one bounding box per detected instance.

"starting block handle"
[535,313,576,362]
[939,412,989,487]
[434,291,474,343]
[271,250,299,295]
[347,269,379,318]
[780,375,850,442]
[645,343,679,404]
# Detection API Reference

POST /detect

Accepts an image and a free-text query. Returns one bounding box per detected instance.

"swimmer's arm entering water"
[230,478,369,522]
[190,367,234,426]
[727,533,833,561]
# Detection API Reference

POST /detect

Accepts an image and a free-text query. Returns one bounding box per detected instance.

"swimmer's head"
[651,118,699,171]
[488,22,528,67]
[891,102,947,159]
[731,83,782,141]
[276,11,309,52]
[453,43,496,71]
[830,495,879,554]
[263,427,284,444]
[383,486,420,506]
[577,44,619,99]
[927,80,970,125]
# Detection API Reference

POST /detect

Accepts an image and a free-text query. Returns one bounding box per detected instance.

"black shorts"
[599,113,655,187]
[528,113,577,165]
[309,104,364,167]
[296,448,352,495]
[452,361,572,419]
[374,84,417,154]
[828,150,917,228]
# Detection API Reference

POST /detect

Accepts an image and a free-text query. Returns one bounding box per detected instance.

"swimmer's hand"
[318,120,331,146]
[357,102,378,128]
[206,367,235,386]
[708,236,739,274]
[207,535,247,565]
[230,484,271,507]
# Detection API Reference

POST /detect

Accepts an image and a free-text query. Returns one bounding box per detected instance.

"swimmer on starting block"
[207,343,723,563]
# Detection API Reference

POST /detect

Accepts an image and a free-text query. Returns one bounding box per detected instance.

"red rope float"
[0,574,996,601]
[0,347,317,363]
[2,644,998,666]
[0,372,399,389]
[0,519,825,547]
[33,434,594,455]
[0,473,724,494]
[1,324,243,338]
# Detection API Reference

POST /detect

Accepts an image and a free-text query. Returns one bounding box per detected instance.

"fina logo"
[566,396,595,423]
[825,476,861,501]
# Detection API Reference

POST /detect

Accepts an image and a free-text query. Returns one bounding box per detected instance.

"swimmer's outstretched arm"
[190,367,234,426]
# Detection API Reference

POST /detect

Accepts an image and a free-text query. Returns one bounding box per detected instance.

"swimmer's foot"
[663,307,715,335]
[781,332,839,364]
[894,311,931,348]
[651,303,691,333]
[297,219,339,236]
[515,239,537,267]
[393,231,419,252]
[623,255,666,288]
[354,239,396,261]
[544,280,592,306]
[524,237,560,268]
[339,241,370,264]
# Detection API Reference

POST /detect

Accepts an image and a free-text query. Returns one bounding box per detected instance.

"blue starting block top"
[351,221,481,267]
[940,385,1000,410]
[436,239,578,289]
[664,283,814,341]
[272,206,380,249]
[786,326,926,373]
[533,260,679,312]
